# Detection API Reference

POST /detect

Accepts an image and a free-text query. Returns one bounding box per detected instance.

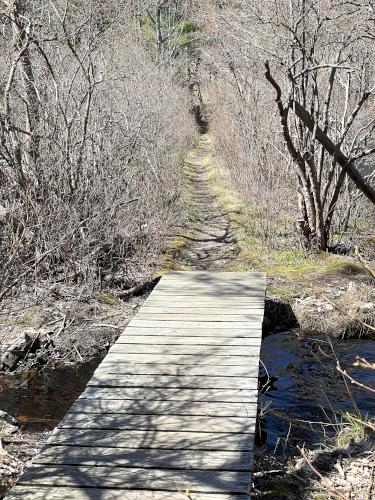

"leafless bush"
[0,1,195,299]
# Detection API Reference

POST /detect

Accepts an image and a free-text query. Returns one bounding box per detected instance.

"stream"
[0,333,374,452]
[259,331,375,452]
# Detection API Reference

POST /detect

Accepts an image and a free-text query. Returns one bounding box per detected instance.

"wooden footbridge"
[8,271,266,499]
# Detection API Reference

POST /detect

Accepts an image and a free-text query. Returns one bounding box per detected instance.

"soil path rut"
[173,134,238,271]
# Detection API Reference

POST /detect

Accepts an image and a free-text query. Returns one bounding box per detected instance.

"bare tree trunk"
[292,100,375,205]
[10,0,40,178]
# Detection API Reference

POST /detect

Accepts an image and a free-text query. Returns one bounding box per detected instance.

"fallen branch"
[116,277,160,299]
[291,100,375,205]
[353,357,375,370]
[91,323,121,329]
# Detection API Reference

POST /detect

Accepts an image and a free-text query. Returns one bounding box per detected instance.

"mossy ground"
[98,291,119,306]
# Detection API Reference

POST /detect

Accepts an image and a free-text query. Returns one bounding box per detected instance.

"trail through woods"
[172,135,238,271]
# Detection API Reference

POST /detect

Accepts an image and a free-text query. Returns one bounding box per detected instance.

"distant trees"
[0,0,195,298]
[133,1,198,65]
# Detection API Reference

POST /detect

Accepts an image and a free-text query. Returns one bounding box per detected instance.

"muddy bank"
[264,268,375,339]
[0,285,149,374]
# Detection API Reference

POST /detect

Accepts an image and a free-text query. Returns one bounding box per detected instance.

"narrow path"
[175,135,238,271]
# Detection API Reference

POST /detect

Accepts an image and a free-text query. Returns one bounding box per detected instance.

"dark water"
[259,331,375,452]
[0,357,103,431]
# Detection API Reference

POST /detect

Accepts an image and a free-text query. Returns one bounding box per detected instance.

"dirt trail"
[174,134,238,270]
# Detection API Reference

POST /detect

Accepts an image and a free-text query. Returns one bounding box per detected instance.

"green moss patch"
[99,291,119,306]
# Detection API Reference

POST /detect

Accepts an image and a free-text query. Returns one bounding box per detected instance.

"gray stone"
[360,302,374,313]
[0,410,18,437]
[0,333,34,371]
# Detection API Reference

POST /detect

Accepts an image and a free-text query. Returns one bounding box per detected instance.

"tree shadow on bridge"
[8,273,269,499]
[13,381,256,498]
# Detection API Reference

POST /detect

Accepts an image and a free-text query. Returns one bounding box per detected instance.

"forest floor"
[1,134,374,498]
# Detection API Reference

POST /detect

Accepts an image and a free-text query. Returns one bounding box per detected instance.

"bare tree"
[262,1,375,249]
[197,0,375,251]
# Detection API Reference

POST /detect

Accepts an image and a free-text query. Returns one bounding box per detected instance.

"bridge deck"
[7,271,266,499]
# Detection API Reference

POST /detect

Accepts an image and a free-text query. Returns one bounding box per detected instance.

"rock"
[0,329,54,372]
[360,302,374,313]
[0,412,17,428]
[0,411,18,437]
[0,333,34,371]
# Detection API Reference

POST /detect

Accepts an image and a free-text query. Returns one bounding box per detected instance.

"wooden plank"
[7,486,250,500]
[116,335,262,346]
[158,278,264,287]
[154,278,265,289]
[47,429,254,451]
[95,364,259,377]
[134,313,264,322]
[161,273,264,280]
[162,270,264,277]
[58,414,255,433]
[108,344,260,356]
[157,280,265,287]
[101,354,259,366]
[68,400,258,417]
[154,281,264,289]
[153,278,265,292]
[128,320,262,329]
[154,281,265,297]
[124,326,261,337]
[150,286,264,300]
[34,446,254,470]
[78,387,258,402]
[144,297,264,305]
[18,464,251,493]
[139,300,264,315]
[87,374,258,390]
[102,353,259,365]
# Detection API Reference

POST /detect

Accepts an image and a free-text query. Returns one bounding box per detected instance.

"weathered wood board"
[6,271,266,499]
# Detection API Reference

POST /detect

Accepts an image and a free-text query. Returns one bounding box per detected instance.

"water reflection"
[0,357,103,431]
[259,331,375,452]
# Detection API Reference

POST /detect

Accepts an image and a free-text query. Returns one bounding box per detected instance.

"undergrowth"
[203,135,373,302]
